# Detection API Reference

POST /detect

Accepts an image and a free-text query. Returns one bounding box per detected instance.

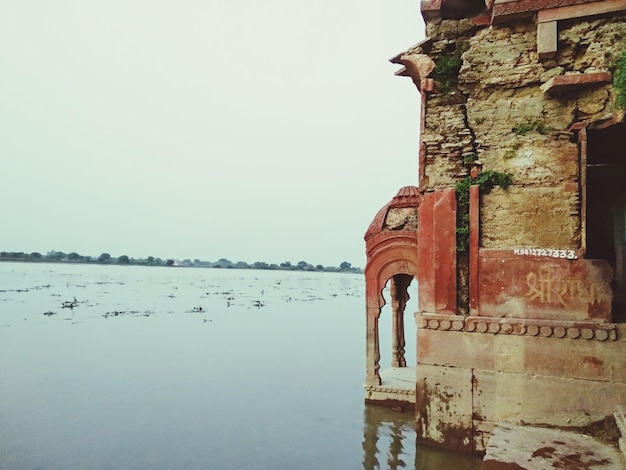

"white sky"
[1,1,424,268]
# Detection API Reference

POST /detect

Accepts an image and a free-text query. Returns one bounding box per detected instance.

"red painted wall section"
[469,185,480,315]
[478,250,613,322]
[418,188,457,314]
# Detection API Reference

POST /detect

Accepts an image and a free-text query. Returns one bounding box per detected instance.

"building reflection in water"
[361,405,482,469]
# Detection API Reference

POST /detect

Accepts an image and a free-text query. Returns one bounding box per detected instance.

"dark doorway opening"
[587,122,626,321]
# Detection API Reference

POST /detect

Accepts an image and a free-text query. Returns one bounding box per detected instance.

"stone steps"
[613,405,626,461]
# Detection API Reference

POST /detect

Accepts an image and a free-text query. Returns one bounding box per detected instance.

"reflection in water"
[362,405,416,469]
[362,405,482,470]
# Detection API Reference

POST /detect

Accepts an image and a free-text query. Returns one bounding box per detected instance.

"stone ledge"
[415,313,617,340]
[415,312,466,331]
[364,385,416,396]
[364,384,417,407]
[541,71,612,93]
[482,423,625,470]
[465,316,617,341]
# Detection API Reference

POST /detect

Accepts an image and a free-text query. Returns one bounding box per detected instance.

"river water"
[0,262,481,469]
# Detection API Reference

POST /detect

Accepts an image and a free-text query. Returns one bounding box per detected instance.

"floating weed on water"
[252,300,265,308]
[61,297,79,309]
[103,310,125,318]
[103,309,153,318]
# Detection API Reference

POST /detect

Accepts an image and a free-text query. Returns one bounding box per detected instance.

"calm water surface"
[0,262,481,469]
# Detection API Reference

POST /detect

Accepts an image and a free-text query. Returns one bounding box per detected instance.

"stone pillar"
[390,277,403,367]
[391,274,413,367]
[417,188,457,314]
[366,289,382,385]
[469,184,480,315]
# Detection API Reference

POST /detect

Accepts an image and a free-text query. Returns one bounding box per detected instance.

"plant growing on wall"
[613,47,626,110]
[432,42,468,95]
[512,120,552,136]
[455,170,513,252]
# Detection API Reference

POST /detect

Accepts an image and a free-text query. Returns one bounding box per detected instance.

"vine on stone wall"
[512,119,553,136]
[455,170,513,252]
[432,42,468,94]
[613,47,626,110]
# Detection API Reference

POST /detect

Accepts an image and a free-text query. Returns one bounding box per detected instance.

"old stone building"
[365,0,626,457]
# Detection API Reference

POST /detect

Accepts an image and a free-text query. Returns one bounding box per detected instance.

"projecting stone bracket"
[540,71,613,93]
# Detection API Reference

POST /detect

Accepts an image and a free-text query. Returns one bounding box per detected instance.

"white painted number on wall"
[513,248,577,259]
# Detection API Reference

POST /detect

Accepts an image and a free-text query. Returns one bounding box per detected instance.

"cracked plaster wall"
[419,13,626,250]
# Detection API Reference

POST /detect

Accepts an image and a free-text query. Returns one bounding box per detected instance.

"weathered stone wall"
[408,7,626,453]
[419,13,626,251]
[415,322,626,452]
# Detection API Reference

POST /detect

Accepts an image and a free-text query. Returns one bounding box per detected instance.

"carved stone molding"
[465,316,617,341]
[364,385,416,396]
[415,312,466,331]
[415,313,618,341]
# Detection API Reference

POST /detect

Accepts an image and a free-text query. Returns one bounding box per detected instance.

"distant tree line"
[0,251,363,274]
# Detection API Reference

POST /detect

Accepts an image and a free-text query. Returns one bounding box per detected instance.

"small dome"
[390,186,422,208]
[364,186,422,241]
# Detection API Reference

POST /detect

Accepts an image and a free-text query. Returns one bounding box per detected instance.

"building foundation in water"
[365,0,626,460]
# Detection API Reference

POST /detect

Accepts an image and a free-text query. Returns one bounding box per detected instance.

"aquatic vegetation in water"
[103,310,153,319]
[61,297,79,309]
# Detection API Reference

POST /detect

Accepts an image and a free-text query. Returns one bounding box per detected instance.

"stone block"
[480,185,580,250]
[537,21,557,60]
[417,329,495,370]
[478,253,613,322]
[521,335,626,382]
[416,364,474,452]
[473,419,496,453]
[418,325,626,377]
[474,369,626,427]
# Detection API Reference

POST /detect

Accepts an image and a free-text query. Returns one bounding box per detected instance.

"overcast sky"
[1,1,424,268]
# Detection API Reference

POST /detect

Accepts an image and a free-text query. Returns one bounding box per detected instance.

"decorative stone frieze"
[416,312,617,340]
[465,315,617,341]
[364,385,416,396]
[415,312,466,331]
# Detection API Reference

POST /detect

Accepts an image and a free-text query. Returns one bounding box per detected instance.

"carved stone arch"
[364,187,420,387]
[365,245,419,311]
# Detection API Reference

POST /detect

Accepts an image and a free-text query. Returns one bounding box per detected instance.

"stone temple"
[364,0,626,462]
